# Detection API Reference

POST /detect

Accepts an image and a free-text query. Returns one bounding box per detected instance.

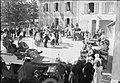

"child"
[93,60,103,83]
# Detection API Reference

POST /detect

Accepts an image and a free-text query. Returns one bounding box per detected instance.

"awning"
[106,21,116,27]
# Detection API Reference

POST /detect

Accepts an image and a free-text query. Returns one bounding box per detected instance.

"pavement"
[1,36,112,83]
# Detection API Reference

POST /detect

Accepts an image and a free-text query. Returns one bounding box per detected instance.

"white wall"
[79,20,89,31]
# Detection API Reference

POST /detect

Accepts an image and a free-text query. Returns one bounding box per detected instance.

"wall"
[38,0,116,33]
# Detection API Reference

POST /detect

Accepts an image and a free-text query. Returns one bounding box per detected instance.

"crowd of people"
[1,23,64,53]
[1,22,110,83]
[58,28,110,83]
[56,55,102,83]
[80,28,110,68]
[56,27,110,83]
[34,26,62,48]
[1,29,29,53]
[1,25,33,40]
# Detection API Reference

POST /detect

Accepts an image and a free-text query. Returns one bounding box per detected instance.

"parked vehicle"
[1,50,65,83]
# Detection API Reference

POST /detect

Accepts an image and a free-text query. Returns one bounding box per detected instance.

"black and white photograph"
[1,0,120,83]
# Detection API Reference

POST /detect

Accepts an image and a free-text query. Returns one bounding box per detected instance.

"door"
[91,20,96,35]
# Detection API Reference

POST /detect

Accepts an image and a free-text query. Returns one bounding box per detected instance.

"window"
[55,3,59,11]
[108,2,115,14]
[102,2,115,14]
[84,3,95,14]
[88,3,94,13]
[66,2,71,11]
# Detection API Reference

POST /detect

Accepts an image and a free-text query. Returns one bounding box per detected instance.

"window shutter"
[41,4,43,12]
[48,3,50,12]
[50,3,54,14]
[72,1,77,16]
[66,2,69,11]
[84,3,88,14]
[70,2,73,14]
[65,18,67,27]
[105,2,109,14]
[109,2,114,14]
[102,2,105,14]
[95,3,99,14]
[71,18,73,26]
[54,3,56,11]
[58,3,60,12]
[43,4,45,12]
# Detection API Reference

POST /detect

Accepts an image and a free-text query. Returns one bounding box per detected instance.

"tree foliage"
[1,0,39,25]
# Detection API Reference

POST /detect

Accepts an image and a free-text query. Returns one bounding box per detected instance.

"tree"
[27,0,39,24]
[1,0,39,26]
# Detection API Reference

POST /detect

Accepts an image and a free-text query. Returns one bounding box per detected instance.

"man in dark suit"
[71,59,84,83]
[44,34,50,48]
[83,57,95,83]
[77,59,84,83]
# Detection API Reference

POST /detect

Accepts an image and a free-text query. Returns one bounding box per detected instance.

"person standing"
[50,33,55,47]
[20,30,24,37]
[43,34,50,48]
[55,32,59,45]
[83,57,95,83]
[3,31,13,50]
[59,32,62,44]
[23,28,26,37]
[77,59,84,83]
[16,27,21,37]
[71,60,79,83]
[34,31,41,46]
[2,31,17,53]
[12,28,16,39]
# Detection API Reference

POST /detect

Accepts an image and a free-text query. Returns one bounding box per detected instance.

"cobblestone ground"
[1,36,111,83]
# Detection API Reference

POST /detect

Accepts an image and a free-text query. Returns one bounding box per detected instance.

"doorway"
[91,20,96,35]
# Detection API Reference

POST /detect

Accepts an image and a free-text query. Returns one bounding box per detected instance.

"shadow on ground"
[47,43,73,49]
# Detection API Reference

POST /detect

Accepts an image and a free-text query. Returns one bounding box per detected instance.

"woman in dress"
[34,31,41,46]
[93,60,103,83]
[50,33,55,47]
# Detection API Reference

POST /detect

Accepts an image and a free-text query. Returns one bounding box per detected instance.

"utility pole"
[111,1,120,83]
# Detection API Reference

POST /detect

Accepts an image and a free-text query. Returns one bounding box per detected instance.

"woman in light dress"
[34,31,41,46]
[59,32,62,44]
[93,54,103,83]
[50,33,56,47]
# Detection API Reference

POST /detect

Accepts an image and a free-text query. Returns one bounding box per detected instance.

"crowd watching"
[1,22,110,83]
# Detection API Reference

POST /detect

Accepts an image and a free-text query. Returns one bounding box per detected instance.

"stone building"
[37,0,117,59]
[37,0,117,34]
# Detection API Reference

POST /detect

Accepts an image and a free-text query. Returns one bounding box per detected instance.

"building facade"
[37,0,117,35]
